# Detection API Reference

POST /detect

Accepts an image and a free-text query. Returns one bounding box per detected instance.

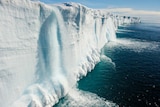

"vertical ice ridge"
[12,6,69,107]
[0,1,141,107]
[12,3,140,106]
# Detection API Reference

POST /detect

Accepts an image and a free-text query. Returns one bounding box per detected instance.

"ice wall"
[0,1,140,107]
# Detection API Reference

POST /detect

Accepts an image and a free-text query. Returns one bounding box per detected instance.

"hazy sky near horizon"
[40,0,160,11]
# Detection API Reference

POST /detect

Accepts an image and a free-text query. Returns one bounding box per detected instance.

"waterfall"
[3,3,141,107]
[12,7,70,107]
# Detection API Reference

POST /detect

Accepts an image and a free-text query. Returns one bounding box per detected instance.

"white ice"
[0,1,140,107]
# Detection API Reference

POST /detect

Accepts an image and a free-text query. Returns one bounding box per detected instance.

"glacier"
[0,0,140,107]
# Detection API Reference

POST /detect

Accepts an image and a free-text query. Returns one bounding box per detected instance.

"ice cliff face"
[0,1,140,107]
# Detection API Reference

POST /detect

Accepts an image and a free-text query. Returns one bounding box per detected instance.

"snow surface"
[0,0,140,107]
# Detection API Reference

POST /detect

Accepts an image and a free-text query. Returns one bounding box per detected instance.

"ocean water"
[55,22,160,107]
[78,23,160,107]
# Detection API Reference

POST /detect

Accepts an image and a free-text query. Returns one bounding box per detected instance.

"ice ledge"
[0,1,140,107]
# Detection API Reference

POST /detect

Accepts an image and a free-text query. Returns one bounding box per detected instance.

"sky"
[40,0,160,11]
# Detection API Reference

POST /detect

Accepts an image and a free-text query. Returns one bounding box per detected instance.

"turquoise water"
[55,23,160,107]
[78,23,160,107]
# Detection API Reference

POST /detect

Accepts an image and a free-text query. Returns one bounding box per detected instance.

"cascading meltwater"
[0,1,140,107]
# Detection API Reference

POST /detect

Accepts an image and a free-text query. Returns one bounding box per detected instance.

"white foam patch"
[56,88,118,107]
[100,55,116,68]
[106,38,160,53]
[117,29,135,33]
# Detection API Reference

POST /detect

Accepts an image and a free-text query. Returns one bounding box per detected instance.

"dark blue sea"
[55,22,160,107]
[78,22,160,107]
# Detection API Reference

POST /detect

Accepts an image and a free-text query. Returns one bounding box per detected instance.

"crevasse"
[0,1,140,107]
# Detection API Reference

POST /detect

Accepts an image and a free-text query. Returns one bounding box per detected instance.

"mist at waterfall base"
[55,22,160,107]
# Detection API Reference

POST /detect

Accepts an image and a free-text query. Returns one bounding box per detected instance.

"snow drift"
[0,0,140,107]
